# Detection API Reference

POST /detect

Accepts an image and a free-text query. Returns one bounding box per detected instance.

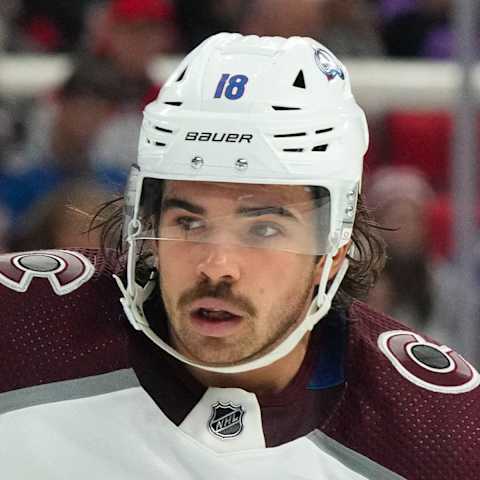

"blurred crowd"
[0,0,479,350]
[0,0,463,58]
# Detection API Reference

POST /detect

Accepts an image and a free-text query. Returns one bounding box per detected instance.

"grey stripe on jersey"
[0,369,140,415]
[307,430,406,480]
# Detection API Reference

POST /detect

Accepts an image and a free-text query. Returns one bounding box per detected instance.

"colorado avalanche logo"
[314,48,345,81]
[378,330,480,394]
[208,402,245,439]
[0,250,94,295]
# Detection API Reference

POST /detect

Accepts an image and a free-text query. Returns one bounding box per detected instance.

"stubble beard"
[159,268,316,366]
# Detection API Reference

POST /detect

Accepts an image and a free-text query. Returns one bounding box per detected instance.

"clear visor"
[125,172,332,256]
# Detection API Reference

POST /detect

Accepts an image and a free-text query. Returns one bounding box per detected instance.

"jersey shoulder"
[0,248,130,393]
[329,301,480,478]
[347,300,480,396]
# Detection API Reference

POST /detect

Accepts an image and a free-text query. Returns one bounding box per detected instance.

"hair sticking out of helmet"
[114,33,369,374]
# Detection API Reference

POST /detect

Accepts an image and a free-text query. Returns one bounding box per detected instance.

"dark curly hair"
[90,181,387,309]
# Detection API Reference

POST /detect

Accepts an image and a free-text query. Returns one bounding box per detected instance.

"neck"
[187,333,311,396]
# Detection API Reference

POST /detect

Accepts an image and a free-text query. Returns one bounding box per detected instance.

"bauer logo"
[314,48,345,81]
[208,402,245,438]
[185,132,253,143]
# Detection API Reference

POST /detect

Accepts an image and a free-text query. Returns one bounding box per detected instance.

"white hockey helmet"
[116,33,368,373]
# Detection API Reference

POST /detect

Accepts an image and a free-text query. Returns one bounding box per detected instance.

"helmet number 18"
[214,74,249,100]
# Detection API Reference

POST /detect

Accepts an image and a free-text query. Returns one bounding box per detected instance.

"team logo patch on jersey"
[314,48,345,81]
[208,402,245,439]
[378,330,480,394]
[0,250,95,295]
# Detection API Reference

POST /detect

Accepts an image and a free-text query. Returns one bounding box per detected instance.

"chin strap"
[115,235,350,374]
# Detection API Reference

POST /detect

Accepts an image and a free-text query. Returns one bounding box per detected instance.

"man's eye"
[177,217,205,231]
[249,223,282,238]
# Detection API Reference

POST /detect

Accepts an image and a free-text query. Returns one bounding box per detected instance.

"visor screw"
[235,158,248,171]
[191,156,204,169]
[345,206,355,218]
[347,190,356,201]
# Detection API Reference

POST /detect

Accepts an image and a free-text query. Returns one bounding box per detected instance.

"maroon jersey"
[0,248,479,479]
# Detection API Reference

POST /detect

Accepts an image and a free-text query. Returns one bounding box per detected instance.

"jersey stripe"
[0,368,139,415]
[307,430,406,480]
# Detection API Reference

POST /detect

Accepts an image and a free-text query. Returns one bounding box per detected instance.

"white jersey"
[1,370,396,479]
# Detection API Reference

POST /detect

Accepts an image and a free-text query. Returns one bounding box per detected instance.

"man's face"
[155,180,324,365]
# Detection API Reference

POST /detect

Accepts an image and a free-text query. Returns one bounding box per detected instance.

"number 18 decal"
[214,73,249,100]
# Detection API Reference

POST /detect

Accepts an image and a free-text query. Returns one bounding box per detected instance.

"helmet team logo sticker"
[0,250,95,295]
[314,48,345,81]
[208,402,245,438]
[378,330,480,394]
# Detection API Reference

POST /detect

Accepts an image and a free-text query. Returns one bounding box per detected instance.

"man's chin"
[183,346,251,367]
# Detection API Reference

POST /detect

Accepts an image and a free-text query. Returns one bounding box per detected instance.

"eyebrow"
[161,198,205,215]
[161,197,299,221]
[236,206,298,220]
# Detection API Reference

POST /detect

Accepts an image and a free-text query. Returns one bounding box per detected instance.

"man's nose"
[196,244,241,284]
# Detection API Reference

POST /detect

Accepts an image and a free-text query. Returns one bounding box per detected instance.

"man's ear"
[313,243,350,284]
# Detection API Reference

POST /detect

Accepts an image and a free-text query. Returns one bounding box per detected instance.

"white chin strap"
[114,236,349,374]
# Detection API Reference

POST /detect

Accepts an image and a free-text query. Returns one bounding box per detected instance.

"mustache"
[177,280,256,317]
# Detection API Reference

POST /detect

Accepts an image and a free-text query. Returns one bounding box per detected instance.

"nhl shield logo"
[208,402,245,439]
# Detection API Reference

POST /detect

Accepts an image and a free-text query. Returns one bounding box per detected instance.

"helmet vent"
[315,128,334,134]
[274,132,306,138]
[293,70,306,89]
[312,144,328,152]
[283,148,304,152]
[145,120,173,147]
[272,106,301,111]
[176,67,187,82]
[154,126,173,133]
[145,138,166,147]
[164,101,183,106]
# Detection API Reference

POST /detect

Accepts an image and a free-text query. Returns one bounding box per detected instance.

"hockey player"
[1,33,479,479]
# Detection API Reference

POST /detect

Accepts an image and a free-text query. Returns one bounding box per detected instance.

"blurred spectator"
[7,179,112,250]
[365,166,448,339]
[91,0,180,81]
[368,166,435,258]
[0,57,125,240]
[239,0,383,57]
[87,0,180,102]
[0,0,21,51]
[10,0,95,52]
[86,0,182,170]
[379,0,416,20]
[317,0,384,57]
[382,0,455,58]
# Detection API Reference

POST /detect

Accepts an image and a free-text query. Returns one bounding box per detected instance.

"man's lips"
[188,298,245,338]
[189,298,245,318]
